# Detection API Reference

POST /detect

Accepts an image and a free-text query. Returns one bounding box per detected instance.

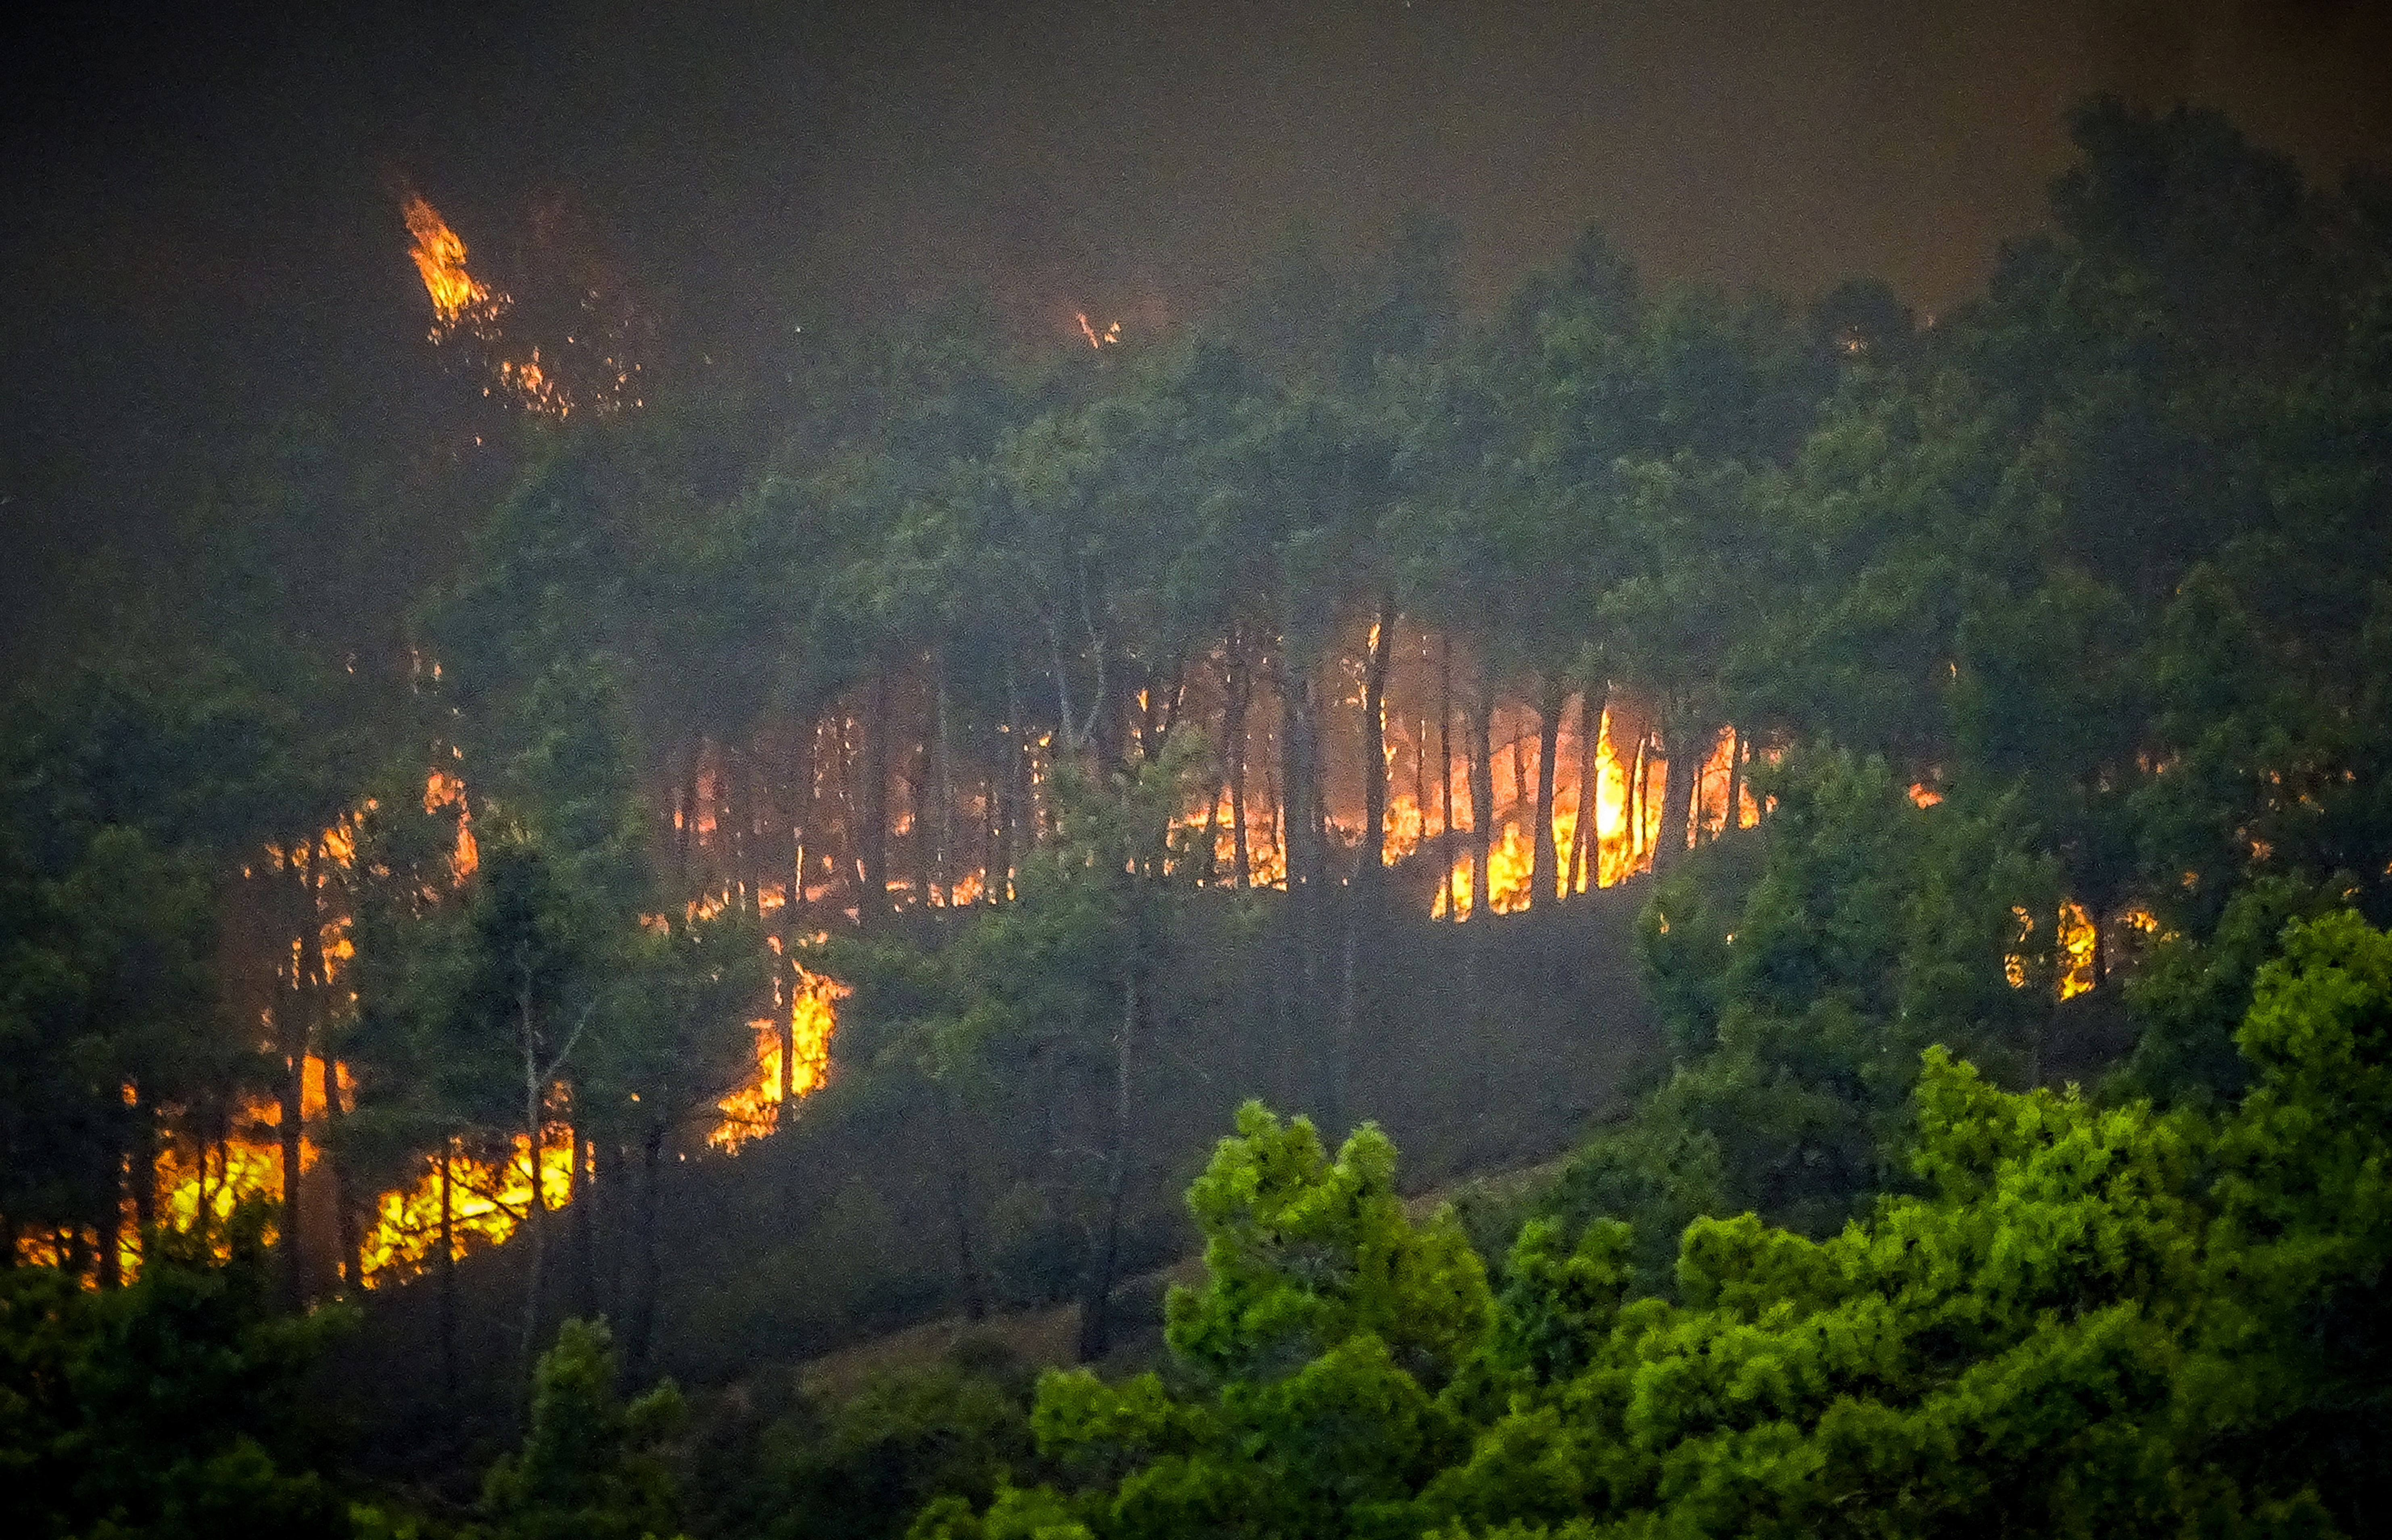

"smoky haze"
[2,0,2388,663]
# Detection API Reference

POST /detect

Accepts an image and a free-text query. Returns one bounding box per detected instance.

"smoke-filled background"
[5,0,2389,667]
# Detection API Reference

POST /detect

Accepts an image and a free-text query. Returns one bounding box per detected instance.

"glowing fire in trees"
[711,962,845,1153]
[29,762,831,1287]
[1076,312,1122,349]
[400,190,645,419]
[404,193,507,344]
[1426,714,1753,919]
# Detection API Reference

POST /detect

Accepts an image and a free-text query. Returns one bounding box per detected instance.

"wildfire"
[403,192,507,344]
[399,189,642,420]
[358,1129,577,1287]
[2005,899,2104,1000]
[1076,312,1122,349]
[710,963,844,1153]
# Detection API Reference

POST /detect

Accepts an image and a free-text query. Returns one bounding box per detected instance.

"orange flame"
[710,963,844,1152]
[403,193,507,343]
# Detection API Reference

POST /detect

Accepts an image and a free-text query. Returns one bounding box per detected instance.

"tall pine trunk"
[627,1122,666,1380]
[1653,719,1701,876]
[1337,606,1396,1130]
[1078,951,1137,1362]
[1569,691,1601,897]
[439,1141,458,1402]
[1721,726,1744,838]
[1224,636,1252,890]
[1469,674,1495,921]
[319,1052,359,1292]
[861,671,891,926]
[515,975,547,1408]
[938,1085,986,1321]
[934,652,955,905]
[1441,638,1458,922]
[276,855,313,1309]
[1530,679,1565,907]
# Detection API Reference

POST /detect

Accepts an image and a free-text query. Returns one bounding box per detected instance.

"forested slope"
[6,96,2392,1537]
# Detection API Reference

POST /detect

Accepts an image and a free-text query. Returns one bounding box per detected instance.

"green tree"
[0,1212,354,1540]
[483,1317,685,1540]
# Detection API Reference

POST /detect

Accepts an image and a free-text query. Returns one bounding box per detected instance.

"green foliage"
[696,1346,1039,1540]
[921,913,2392,1538]
[1538,743,2057,1276]
[482,1318,685,1540]
[0,1213,355,1540]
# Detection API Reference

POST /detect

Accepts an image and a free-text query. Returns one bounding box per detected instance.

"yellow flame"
[710,963,844,1152]
[402,193,506,342]
[2057,899,2098,1000]
[357,1129,577,1287]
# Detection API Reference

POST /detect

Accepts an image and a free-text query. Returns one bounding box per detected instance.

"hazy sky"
[3,0,2388,653]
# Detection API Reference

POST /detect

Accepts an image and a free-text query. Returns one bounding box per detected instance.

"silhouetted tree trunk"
[1077,951,1137,1362]
[861,672,891,925]
[626,1121,666,1380]
[515,976,547,1405]
[439,1141,457,1402]
[1224,634,1253,890]
[1441,638,1458,921]
[130,1092,157,1239]
[319,1051,359,1292]
[938,1084,986,1321]
[1653,719,1702,876]
[678,736,702,896]
[1569,691,1601,897]
[569,1110,595,1317]
[1530,678,1565,907]
[1722,726,1745,838]
[275,854,313,1309]
[1630,737,1649,871]
[1337,604,1396,1130]
[1469,673,1495,921]
[1002,668,1027,903]
[934,651,956,905]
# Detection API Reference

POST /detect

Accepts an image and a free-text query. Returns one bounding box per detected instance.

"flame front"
[403,193,507,344]
[710,963,844,1153]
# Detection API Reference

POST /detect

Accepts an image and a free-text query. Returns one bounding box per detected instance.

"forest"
[8,96,2392,1537]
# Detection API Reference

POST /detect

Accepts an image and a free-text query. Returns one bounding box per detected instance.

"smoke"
[2,0,2388,671]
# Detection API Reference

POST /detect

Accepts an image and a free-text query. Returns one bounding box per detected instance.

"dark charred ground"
[329,883,1663,1502]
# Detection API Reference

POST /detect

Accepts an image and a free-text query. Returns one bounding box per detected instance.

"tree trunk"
[1005,668,1030,902]
[1469,673,1495,921]
[1441,638,1458,922]
[627,1122,666,1381]
[1569,692,1602,897]
[1721,726,1745,838]
[1224,637,1252,891]
[1531,679,1565,907]
[1337,606,1396,1131]
[569,1110,595,1317]
[1078,957,1137,1363]
[276,857,312,1310]
[938,1085,986,1321]
[1630,737,1649,872]
[935,651,955,905]
[131,1091,157,1238]
[319,1052,359,1293]
[1358,605,1396,890]
[516,975,546,1406]
[439,1141,458,1402]
[861,672,891,926]
[679,736,703,898]
[1653,721,1701,876]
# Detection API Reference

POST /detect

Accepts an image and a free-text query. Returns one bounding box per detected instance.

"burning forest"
[7,33,2392,1540]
